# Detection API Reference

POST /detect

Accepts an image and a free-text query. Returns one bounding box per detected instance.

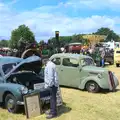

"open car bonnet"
[4,56,42,79]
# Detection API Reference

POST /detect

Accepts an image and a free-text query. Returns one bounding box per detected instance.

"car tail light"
[108,71,115,91]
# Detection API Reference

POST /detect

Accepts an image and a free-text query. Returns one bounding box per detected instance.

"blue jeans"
[50,86,58,115]
[101,59,104,67]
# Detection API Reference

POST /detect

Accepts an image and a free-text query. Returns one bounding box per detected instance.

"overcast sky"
[0,0,120,42]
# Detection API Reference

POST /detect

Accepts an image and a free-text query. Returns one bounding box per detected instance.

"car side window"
[51,58,61,65]
[81,59,86,66]
[81,58,94,66]
[62,58,79,67]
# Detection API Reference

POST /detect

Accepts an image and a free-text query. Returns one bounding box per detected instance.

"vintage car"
[104,48,114,65]
[49,53,119,93]
[114,48,120,67]
[0,56,62,113]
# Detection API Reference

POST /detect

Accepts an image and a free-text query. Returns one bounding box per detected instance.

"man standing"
[94,48,101,67]
[100,48,105,67]
[44,59,59,119]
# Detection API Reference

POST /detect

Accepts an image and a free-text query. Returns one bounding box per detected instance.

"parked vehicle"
[64,42,82,53]
[104,48,114,65]
[102,41,120,50]
[0,56,62,113]
[114,48,120,67]
[49,53,119,93]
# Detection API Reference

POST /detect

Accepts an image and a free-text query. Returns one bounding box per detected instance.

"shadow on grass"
[10,102,71,116]
[18,106,25,115]
[60,86,120,94]
[0,105,26,115]
[42,102,71,117]
[98,88,120,94]
[57,103,71,117]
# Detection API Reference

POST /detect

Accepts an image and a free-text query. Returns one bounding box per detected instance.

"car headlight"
[19,86,28,95]
[98,73,102,79]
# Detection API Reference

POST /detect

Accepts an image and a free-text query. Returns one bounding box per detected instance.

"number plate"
[34,83,44,90]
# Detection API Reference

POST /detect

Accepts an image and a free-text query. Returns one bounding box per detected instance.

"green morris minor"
[49,53,119,93]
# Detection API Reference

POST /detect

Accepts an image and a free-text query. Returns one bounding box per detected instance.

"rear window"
[116,51,120,53]
[51,58,61,65]
[62,58,79,67]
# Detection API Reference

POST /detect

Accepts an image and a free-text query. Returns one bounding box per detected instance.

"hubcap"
[7,99,14,110]
[89,83,96,91]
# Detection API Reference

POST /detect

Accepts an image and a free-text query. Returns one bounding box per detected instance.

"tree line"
[0,24,120,48]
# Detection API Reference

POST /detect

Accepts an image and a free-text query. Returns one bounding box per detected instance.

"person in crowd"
[44,59,59,119]
[94,48,101,67]
[100,48,105,67]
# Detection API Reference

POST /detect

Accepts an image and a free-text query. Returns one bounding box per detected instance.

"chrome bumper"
[17,101,24,105]
[16,96,50,106]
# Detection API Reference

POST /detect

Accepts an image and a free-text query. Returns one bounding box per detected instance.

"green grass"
[1,88,120,120]
[1,66,120,120]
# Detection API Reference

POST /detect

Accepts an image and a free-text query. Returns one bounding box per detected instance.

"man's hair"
[43,59,49,65]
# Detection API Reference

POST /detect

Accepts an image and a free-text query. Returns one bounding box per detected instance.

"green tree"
[9,24,35,48]
[71,34,88,45]
[48,36,72,48]
[39,40,45,46]
[94,27,119,42]
[0,40,9,47]
[48,34,88,47]
[71,34,82,42]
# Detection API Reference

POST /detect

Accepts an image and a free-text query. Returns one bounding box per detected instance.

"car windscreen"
[2,63,18,75]
[81,58,94,66]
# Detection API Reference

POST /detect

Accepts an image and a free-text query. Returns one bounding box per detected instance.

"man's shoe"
[46,114,57,119]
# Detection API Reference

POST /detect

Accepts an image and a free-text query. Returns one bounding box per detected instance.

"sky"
[0,0,120,42]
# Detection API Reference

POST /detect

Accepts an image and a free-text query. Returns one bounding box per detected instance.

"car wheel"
[5,94,19,113]
[116,64,119,67]
[85,81,100,93]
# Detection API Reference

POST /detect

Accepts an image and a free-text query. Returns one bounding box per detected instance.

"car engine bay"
[7,71,44,90]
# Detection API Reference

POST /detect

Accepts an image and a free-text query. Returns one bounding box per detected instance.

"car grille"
[108,71,115,91]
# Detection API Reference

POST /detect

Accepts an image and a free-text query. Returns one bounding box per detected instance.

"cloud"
[8,0,20,5]
[67,0,120,11]
[0,1,120,42]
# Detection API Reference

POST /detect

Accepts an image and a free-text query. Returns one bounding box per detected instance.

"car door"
[59,57,80,88]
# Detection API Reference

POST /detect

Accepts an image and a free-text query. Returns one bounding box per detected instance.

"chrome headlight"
[19,86,28,95]
[98,73,102,79]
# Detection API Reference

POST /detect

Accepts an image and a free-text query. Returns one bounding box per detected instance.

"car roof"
[65,42,82,46]
[0,56,22,66]
[50,53,91,60]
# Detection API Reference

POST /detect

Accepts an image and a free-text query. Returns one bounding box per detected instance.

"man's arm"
[54,69,59,87]
[47,66,55,87]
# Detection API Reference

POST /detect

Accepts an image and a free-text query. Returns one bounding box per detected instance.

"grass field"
[1,65,120,120]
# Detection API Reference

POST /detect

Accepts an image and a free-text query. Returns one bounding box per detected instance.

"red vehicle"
[64,43,82,53]
[0,48,9,56]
